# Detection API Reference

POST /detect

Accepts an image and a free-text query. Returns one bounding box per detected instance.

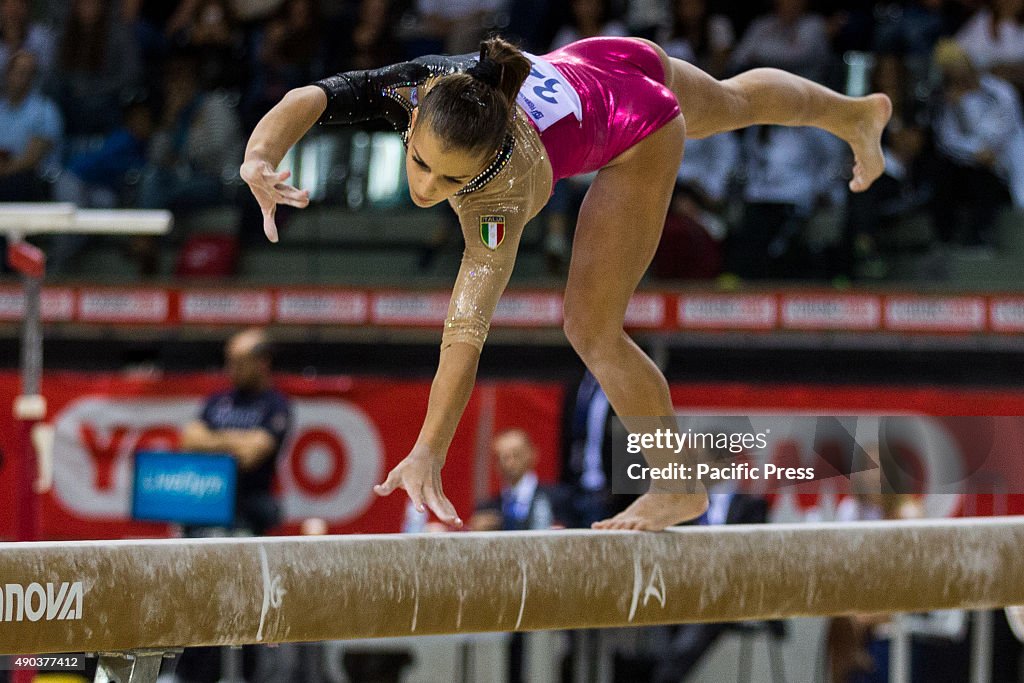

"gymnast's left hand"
[374,445,463,527]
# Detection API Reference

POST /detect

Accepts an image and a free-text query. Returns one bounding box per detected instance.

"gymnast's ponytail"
[418,37,531,157]
[471,37,532,119]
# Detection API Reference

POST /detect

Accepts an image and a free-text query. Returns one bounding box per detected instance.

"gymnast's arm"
[373,202,526,525]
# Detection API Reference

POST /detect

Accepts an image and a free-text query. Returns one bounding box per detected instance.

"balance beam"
[2,518,1023,655]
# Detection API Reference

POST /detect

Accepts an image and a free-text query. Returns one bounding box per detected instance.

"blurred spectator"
[49,97,153,275]
[956,0,1024,90]
[625,0,671,40]
[656,0,736,77]
[931,39,1024,249]
[821,0,877,52]
[838,55,934,278]
[48,0,141,137]
[875,0,948,59]
[730,0,832,82]
[651,461,772,683]
[180,327,291,534]
[405,0,504,56]
[242,0,323,129]
[119,0,180,71]
[0,50,61,202]
[166,0,245,89]
[677,131,740,205]
[503,0,559,52]
[471,427,572,531]
[134,50,242,273]
[347,0,401,69]
[651,182,725,280]
[0,0,55,79]
[549,0,627,50]
[178,327,291,683]
[727,125,846,279]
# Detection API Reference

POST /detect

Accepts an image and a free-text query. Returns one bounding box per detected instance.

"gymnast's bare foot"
[592,489,709,531]
[841,93,892,193]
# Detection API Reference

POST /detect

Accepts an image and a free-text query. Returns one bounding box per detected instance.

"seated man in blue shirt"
[0,49,61,202]
[181,327,292,536]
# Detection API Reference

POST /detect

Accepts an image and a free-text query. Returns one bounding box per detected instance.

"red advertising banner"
[2,285,1023,335]
[2,374,1024,541]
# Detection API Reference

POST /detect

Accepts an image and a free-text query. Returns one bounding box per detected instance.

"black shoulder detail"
[311,54,478,130]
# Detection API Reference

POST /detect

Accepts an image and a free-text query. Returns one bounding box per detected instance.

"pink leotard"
[532,37,682,184]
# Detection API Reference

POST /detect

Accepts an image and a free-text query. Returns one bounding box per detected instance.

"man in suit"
[472,428,572,531]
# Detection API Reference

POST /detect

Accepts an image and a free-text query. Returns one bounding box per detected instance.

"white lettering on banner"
[781,295,881,330]
[990,298,1024,332]
[885,297,986,331]
[51,398,383,524]
[678,295,777,329]
[78,290,169,323]
[0,582,83,622]
[516,53,583,132]
[180,291,274,324]
[372,294,450,325]
[53,398,202,517]
[492,294,562,325]
[275,291,368,324]
[625,295,666,328]
[0,287,76,322]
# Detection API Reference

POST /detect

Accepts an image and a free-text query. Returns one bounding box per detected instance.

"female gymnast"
[242,36,890,531]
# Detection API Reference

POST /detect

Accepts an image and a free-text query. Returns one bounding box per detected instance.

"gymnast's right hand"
[240,158,310,243]
[374,445,463,527]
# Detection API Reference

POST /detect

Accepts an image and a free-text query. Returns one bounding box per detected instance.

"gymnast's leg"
[562,115,706,531]
[640,38,892,193]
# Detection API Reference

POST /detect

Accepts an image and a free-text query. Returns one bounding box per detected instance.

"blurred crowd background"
[1,0,1023,285]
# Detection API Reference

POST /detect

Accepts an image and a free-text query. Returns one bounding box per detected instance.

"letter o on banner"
[290,429,347,496]
[280,401,384,523]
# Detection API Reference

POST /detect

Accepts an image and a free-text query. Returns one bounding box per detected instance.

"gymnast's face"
[406,109,488,207]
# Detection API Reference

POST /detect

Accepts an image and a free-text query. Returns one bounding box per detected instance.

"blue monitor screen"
[131,451,237,527]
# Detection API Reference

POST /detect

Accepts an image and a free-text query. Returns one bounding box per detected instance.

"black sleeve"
[312,53,478,129]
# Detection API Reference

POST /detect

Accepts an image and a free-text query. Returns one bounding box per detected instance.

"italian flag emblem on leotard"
[480,215,505,250]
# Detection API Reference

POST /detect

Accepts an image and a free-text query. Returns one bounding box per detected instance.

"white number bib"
[515,52,583,132]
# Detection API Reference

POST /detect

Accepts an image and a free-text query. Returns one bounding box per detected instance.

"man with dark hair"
[181,327,291,536]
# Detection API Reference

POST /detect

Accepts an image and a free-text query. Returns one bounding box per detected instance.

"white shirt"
[956,10,1024,71]
[741,126,846,212]
[933,74,1024,206]
[731,13,831,81]
[677,132,740,203]
[658,15,736,64]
